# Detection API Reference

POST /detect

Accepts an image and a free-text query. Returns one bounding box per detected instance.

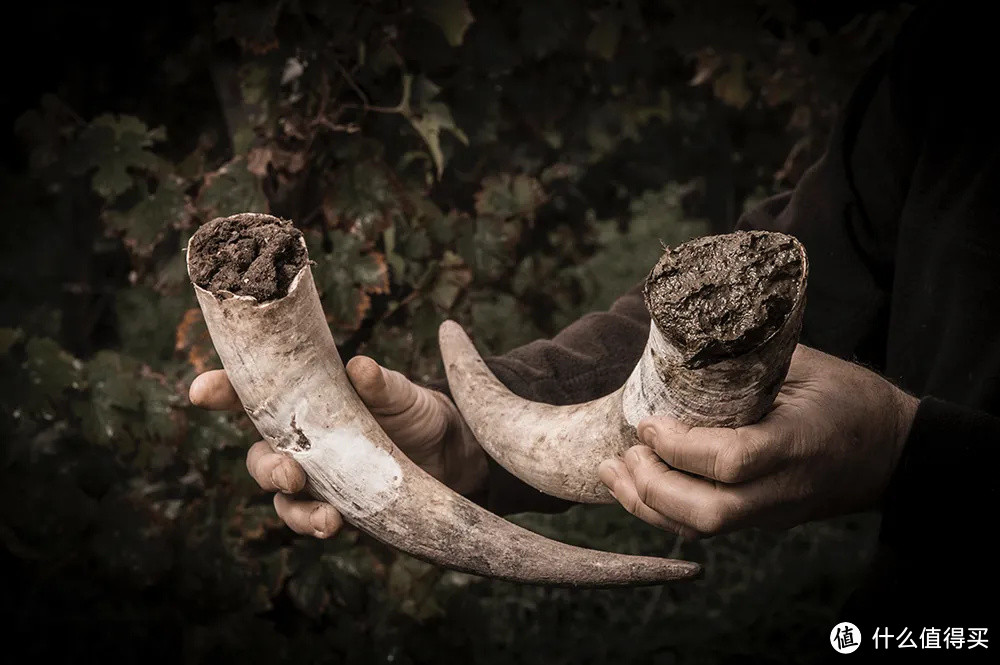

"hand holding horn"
[439,231,808,504]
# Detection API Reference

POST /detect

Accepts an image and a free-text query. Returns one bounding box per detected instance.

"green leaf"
[183,409,243,470]
[323,158,399,240]
[352,253,390,294]
[409,101,469,179]
[418,0,475,47]
[24,337,82,406]
[116,285,188,363]
[196,157,268,218]
[136,373,180,442]
[400,226,432,262]
[470,293,541,352]
[401,76,469,179]
[456,217,516,281]
[573,183,709,312]
[428,251,471,311]
[474,174,546,220]
[68,114,165,200]
[387,555,445,621]
[308,230,389,333]
[75,351,143,449]
[104,175,191,255]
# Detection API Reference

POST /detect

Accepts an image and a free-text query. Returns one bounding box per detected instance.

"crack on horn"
[280,413,312,452]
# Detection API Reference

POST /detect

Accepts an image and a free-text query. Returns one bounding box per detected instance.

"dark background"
[1,1,912,662]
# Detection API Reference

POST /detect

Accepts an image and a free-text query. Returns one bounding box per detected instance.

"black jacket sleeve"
[883,398,1000,552]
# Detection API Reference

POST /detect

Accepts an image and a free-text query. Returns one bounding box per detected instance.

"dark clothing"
[450,5,998,628]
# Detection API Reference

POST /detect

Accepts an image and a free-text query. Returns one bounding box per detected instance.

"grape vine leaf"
[197,157,269,218]
[418,0,475,47]
[67,114,166,200]
[104,175,192,255]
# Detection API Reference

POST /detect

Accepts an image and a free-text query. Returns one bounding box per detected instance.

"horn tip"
[655,559,705,582]
[675,559,704,580]
[438,319,471,347]
[646,558,703,584]
[585,557,703,587]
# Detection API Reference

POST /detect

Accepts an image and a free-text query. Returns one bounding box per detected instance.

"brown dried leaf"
[175,308,214,373]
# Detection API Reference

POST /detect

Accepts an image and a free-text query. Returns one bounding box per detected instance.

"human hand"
[598,344,919,539]
[189,356,487,538]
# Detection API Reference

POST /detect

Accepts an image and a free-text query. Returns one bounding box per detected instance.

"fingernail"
[638,424,658,447]
[310,506,332,537]
[624,445,645,470]
[271,466,291,493]
[598,460,620,494]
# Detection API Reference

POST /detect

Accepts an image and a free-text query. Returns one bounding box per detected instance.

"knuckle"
[633,467,657,506]
[248,456,269,485]
[649,432,675,464]
[692,510,726,537]
[620,493,643,517]
[692,499,737,536]
[624,445,643,467]
[714,444,752,483]
[678,526,703,541]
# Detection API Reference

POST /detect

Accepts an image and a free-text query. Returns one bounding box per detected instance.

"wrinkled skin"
[597,344,920,539]
[189,356,487,538]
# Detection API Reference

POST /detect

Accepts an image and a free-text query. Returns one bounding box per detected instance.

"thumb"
[346,355,419,416]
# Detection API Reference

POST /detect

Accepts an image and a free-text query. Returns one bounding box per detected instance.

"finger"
[623,445,748,536]
[346,356,418,416]
[189,369,242,411]
[246,441,306,493]
[599,459,698,538]
[636,415,785,484]
[273,494,343,538]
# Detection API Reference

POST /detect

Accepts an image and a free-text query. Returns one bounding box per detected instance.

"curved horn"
[188,213,700,586]
[440,231,807,503]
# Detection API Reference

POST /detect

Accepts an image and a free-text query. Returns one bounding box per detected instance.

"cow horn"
[440,231,807,503]
[187,213,701,586]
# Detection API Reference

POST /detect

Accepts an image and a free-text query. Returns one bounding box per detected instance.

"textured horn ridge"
[188,213,701,587]
[440,230,807,504]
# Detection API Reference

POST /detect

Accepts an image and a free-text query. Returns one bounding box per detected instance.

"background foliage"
[1,1,907,662]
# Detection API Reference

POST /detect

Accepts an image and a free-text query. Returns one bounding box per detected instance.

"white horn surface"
[441,231,807,504]
[188,213,701,586]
